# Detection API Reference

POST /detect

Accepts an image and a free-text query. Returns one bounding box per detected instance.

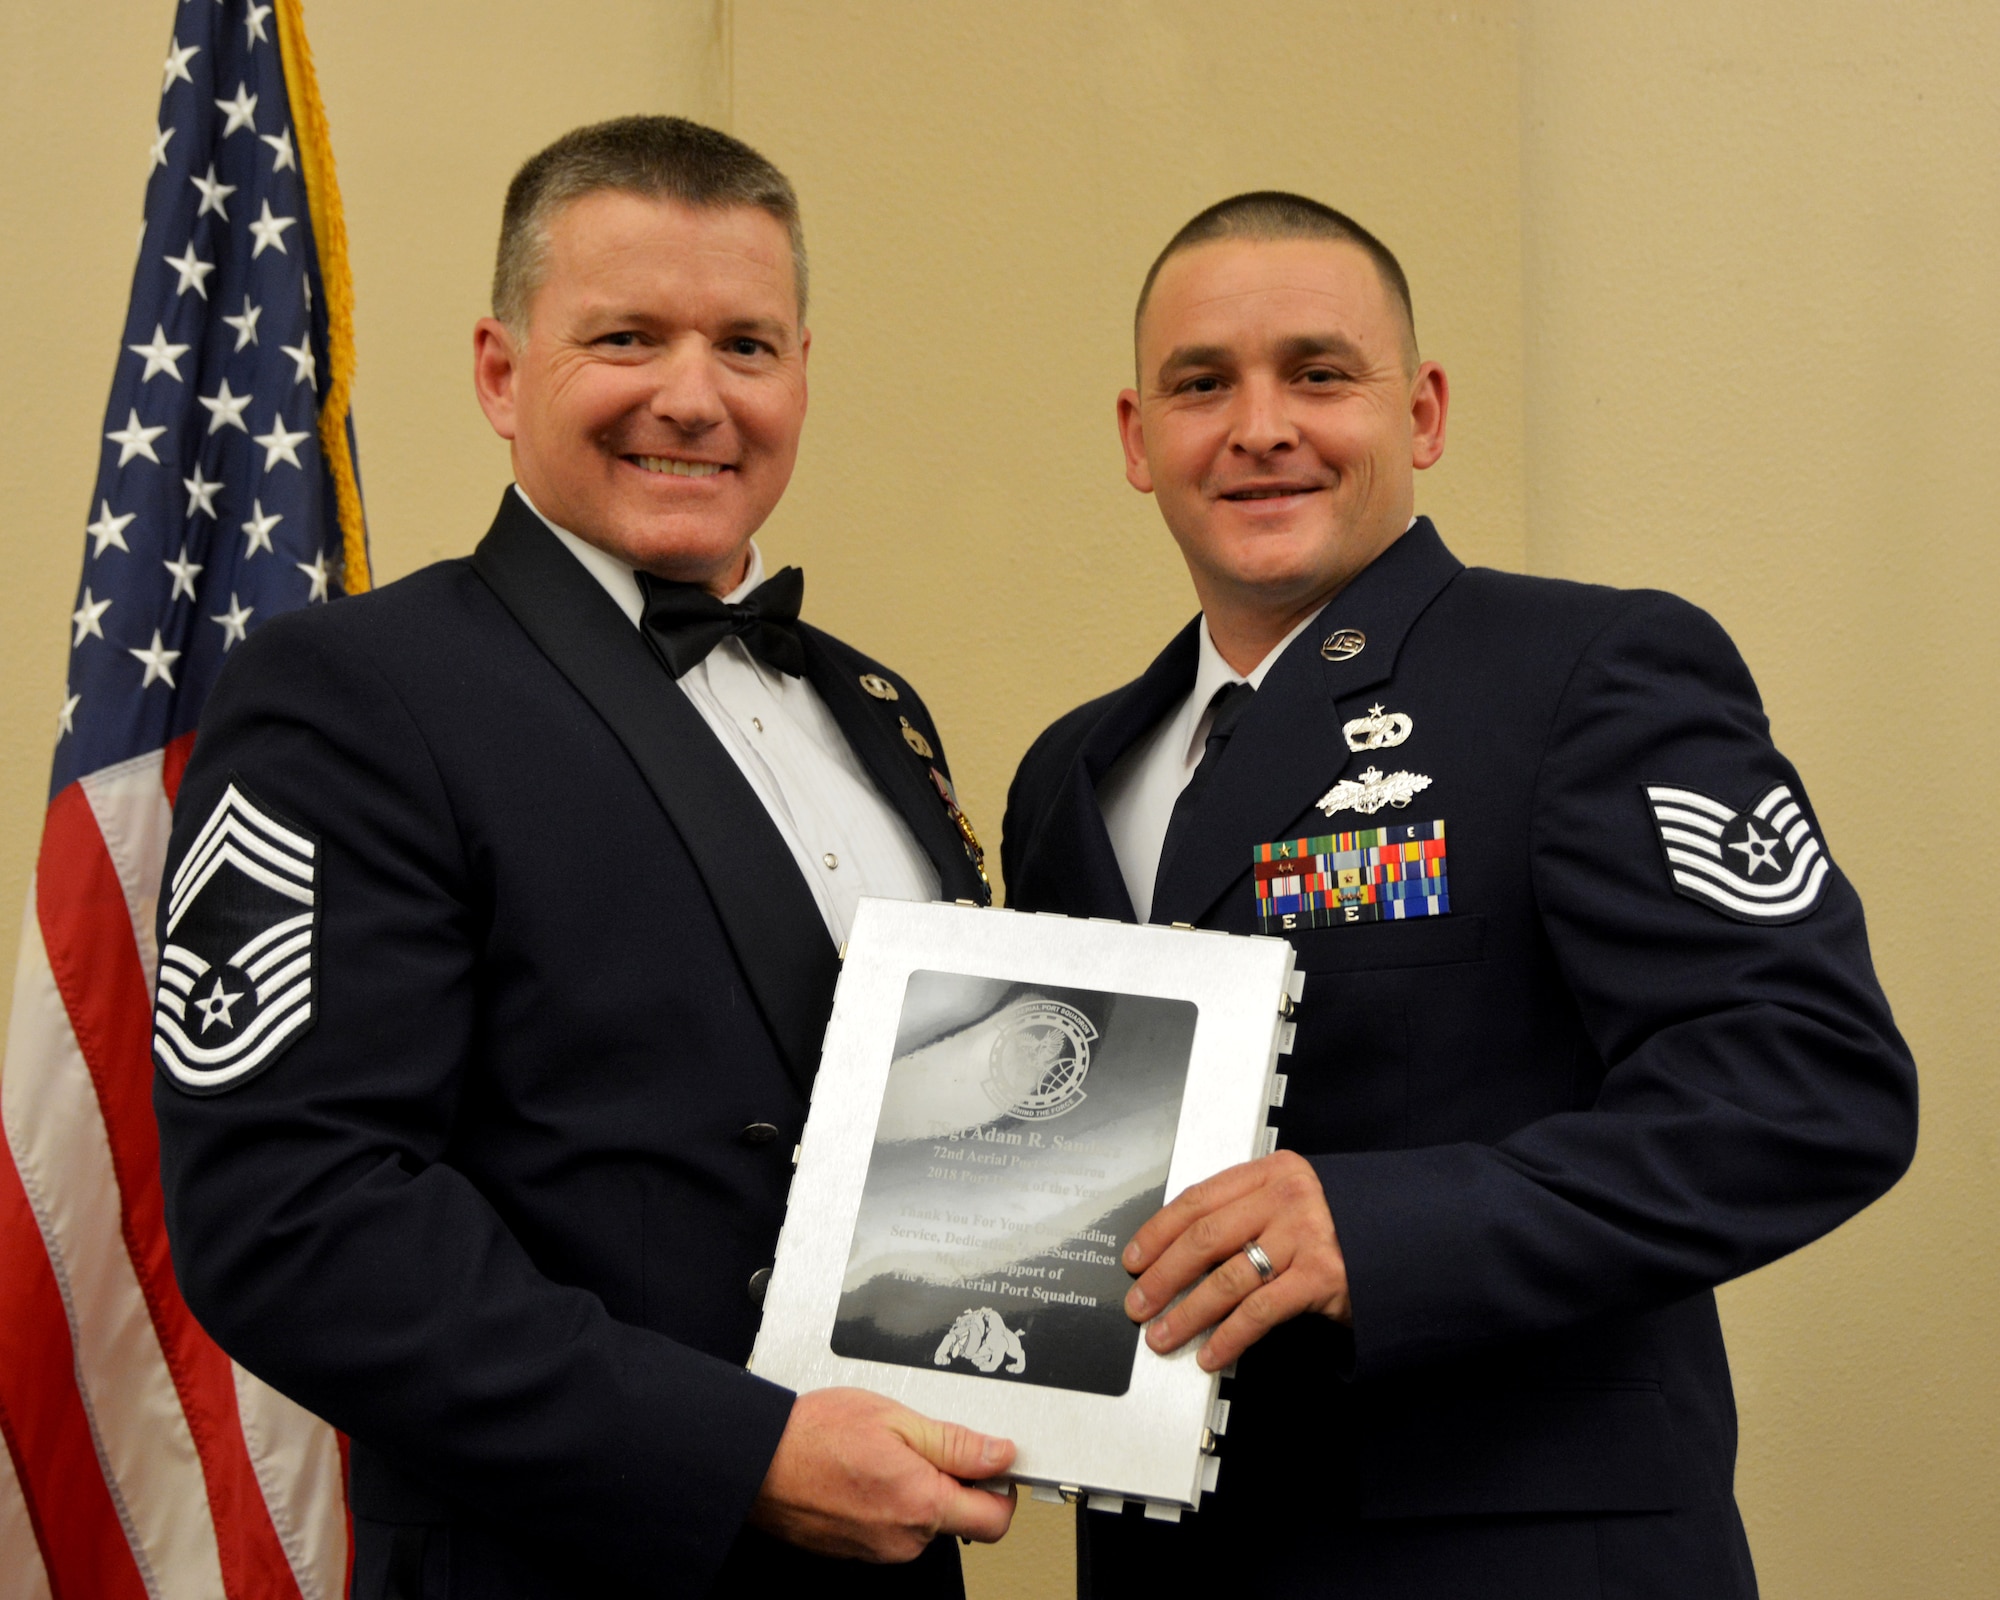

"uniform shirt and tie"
[523,486,940,945]
[1096,521,1418,923]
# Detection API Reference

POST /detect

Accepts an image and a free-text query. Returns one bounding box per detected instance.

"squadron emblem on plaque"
[985,999,1097,1121]
[935,1307,1029,1375]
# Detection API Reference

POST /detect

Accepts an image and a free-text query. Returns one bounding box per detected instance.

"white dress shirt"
[1096,607,1326,923]
[516,487,940,947]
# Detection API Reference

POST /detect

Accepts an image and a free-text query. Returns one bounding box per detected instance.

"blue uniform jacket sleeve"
[152,614,795,1587]
[1310,592,1917,1381]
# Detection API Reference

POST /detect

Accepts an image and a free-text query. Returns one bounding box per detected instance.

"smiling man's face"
[1118,236,1445,630]
[474,190,808,591]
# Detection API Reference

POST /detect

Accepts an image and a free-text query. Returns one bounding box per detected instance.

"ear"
[472,317,522,442]
[1116,389,1154,494]
[1409,361,1448,470]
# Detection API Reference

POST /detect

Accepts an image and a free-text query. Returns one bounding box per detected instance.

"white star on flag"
[241,499,283,556]
[279,337,316,388]
[253,414,310,470]
[72,589,113,645]
[248,199,297,259]
[223,296,263,350]
[184,463,224,519]
[164,241,216,299]
[162,38,200,93]
[149,124,175,171]
[87,501,137,557]
[211,593,254,649]
[128,324,190,382]
[57,692,80,738]
[129,630,183,690]
[164,549,205,601]
[191,163,236,220]
[244,3,274,47]
[261,127,296,172]
[297,550,332,602]
[106,409,167,466]
[199,378,254,434]
[215,84,259,138]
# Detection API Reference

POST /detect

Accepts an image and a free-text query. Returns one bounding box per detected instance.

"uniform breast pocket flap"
[1289,912,1487,974]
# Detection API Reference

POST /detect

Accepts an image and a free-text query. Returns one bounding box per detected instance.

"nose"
[647,335,727,434]
[1230,374,1298,458]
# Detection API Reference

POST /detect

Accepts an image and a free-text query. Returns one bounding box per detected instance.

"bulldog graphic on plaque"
[831,974,1198,1397]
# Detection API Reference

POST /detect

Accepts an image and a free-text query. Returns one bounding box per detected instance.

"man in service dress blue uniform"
[152,118,1017,1598]
[1002,194,1917,1598]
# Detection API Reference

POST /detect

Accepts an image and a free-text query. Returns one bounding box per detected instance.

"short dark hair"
[1134,192,1416,371]
[493,115,807,332]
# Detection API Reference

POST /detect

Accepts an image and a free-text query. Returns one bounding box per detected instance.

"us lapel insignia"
[859,672,900,701]
[1644,781,1829,923]
[1316,764,1432,818]
[1253,821,1450,931]
[928,766,991,891]
[898,715,935,759]
[154,782,319,1095]
[1342,703,1413,752]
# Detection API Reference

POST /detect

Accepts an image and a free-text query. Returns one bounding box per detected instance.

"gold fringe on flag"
[273,0,370,593]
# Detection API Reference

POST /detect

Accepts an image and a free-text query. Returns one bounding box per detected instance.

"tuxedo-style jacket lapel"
[469,493,838,1093]
[1151,521,1464,928]
[1010,620,1203,920]
[799,632,990,905]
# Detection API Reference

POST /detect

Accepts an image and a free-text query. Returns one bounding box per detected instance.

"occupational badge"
[1253,821,1449,932]
[1315,764,1432,818]
[1643,781,1829,923]
[153,783,318,1094]
[1342,703,1414,752]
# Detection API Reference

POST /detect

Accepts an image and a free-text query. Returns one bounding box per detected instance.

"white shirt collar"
[512,483,766,625]
[1180,516,1420,765]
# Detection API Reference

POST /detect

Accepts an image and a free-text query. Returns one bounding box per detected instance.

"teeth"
[636,456,723,477]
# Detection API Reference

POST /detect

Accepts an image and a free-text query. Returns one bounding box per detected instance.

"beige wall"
[1,4,1991,1595]
[1521,4,2000,1591]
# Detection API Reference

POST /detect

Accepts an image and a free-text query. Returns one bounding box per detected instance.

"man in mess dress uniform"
[152,117,1015,1598]
[1001,192,1917,1599]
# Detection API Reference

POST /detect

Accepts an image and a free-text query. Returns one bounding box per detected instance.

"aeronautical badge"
[1643,781,1830,924]
[153,782,318,1094]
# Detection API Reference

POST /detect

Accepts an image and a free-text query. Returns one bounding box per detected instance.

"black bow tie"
[637,565,807,678]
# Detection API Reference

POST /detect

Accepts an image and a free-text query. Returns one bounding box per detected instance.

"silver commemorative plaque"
[750,899,1300,1515]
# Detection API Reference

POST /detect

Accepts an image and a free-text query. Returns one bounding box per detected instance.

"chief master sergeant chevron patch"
[154,781,319,1095]
[1643,780,1830,924]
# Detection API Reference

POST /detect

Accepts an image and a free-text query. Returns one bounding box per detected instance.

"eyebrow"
[1154,332,1369,386]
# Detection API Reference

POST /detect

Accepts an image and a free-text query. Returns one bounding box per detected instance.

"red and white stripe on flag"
[2,741,349,1599]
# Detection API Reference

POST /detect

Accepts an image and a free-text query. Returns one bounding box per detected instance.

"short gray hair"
[493,115,807,334]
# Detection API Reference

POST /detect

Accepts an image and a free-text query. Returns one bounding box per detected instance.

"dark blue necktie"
[1153,681,1255,909]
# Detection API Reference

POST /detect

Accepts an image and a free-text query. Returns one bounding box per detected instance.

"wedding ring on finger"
[1243,1240,1277,1283]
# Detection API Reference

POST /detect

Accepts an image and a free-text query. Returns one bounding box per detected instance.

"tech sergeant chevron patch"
[154,781,319,1094]
[1643,780,1829,924]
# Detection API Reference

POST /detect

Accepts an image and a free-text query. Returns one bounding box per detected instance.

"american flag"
[1,3,362,1595]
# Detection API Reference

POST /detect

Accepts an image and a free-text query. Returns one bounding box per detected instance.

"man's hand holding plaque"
[1121,1151,1352,1372]
[751,1387,1018,1561]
